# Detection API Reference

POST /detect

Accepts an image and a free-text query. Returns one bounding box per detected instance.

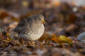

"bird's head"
[37,15,45,24]
[28,14,45,24]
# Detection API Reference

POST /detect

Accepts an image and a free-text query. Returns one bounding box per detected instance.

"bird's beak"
[42,19,45,24]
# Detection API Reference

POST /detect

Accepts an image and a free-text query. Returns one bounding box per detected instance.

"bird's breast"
[24,24,45,40]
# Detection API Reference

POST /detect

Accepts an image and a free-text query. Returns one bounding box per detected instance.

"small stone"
[77,32,85,43]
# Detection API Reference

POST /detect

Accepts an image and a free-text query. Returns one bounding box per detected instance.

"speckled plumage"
[14,15,45,40]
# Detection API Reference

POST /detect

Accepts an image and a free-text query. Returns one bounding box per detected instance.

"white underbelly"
[25,24,45,40]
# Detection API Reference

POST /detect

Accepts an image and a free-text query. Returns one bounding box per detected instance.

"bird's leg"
[34,40,42,47]
[34,40,40,45]
[30,40,36,46]
[26,40,36,47]
[19,38,25,46]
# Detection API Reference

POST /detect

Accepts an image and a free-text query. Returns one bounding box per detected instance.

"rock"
[77,32,85,43]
